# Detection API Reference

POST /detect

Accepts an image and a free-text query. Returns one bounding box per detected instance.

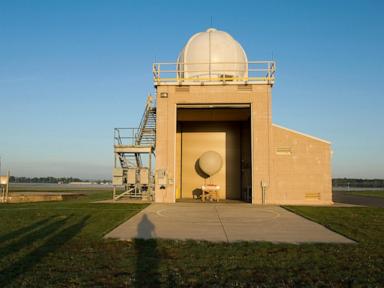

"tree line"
[9,176,83,184]
[9,176,111,184]
[333,178,384,188]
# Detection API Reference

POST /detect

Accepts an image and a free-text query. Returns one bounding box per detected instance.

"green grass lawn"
[0,191,383,287]
[346,190,384,199]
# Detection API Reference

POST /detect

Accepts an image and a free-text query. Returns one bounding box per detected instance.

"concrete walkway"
[105,203,354,243]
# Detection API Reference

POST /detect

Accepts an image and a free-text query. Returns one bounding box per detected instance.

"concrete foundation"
[3,193,84,203]
[106,203,353,243]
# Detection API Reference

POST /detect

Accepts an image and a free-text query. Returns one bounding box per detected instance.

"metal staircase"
[136,96,157,146]
[134,96,156,168]
[113,95,156,200]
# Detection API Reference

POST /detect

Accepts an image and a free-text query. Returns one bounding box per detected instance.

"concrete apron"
[105,203,354,244]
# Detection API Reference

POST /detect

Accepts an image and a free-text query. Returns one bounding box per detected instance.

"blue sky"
[0,0,383,179]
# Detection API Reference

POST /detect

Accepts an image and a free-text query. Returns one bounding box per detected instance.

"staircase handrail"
[135,95,154,145]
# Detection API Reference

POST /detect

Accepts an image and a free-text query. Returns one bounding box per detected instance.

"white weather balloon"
[199,151,223,176]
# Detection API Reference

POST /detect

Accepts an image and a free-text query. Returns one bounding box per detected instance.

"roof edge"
[272,123,331,145]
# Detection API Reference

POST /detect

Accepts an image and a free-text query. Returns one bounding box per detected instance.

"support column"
[155,87,176,203]
[251,85,272,204]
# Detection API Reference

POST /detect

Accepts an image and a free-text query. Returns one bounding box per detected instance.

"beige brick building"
[151,28,332,205]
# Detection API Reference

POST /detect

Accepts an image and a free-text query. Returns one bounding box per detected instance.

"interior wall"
[176,122,241,200]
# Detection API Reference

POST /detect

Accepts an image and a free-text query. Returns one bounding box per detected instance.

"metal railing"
[153,61,276,85]
[114,128,140,146]
[114,96,156,147]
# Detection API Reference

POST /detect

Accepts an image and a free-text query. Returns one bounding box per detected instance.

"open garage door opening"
[175,104,252,202]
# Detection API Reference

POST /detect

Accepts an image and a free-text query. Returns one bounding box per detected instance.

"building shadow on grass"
[0,216,70,259]
[0,215,90,287]
[0,217,55,244]
[133,214,160,288]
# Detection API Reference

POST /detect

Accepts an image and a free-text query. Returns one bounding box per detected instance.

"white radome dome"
[177,28,248,80]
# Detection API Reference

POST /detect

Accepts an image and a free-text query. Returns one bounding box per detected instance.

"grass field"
[0,189,383,287]
[346,190,384,199]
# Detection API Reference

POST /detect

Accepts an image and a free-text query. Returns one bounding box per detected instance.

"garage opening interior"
[176,105,252,202]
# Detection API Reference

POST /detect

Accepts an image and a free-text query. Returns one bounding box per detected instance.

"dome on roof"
[177,28,248,80]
